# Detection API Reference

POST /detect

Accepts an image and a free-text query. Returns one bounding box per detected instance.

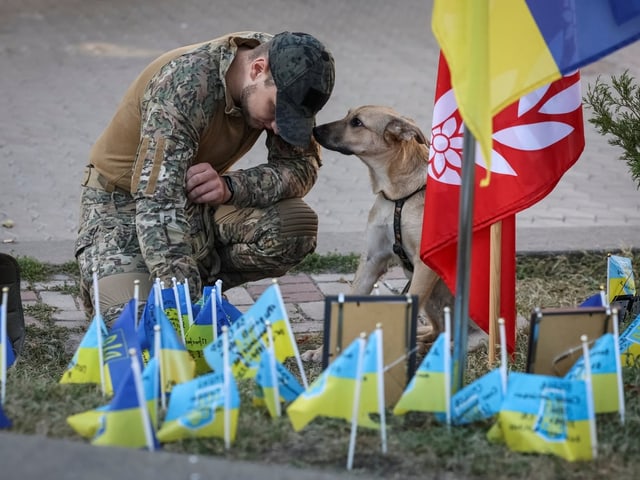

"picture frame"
[321,294,418,406]
[526,306,613,377]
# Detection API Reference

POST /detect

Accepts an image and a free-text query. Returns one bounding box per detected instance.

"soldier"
[75,31,335,323]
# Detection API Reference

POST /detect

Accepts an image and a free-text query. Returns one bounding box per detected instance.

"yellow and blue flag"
[564,333,620,413]
[157,370,240,443]
[185,286,242,375]
[104,299,143,395]
[60,314,110,387]
[154,304,195,393]
[203,284,296,379]
[432,0,640,183]
[288,337,376,431]
[393,333,448,415]
[488,372,595,462]
[91,359,159,450]
[254,347,304,418]
[67,356,160,440]
[620,312,640,366]
[607,254,636,302]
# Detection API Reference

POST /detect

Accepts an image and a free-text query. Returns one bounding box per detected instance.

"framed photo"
[526,306,613,377]
[321,294,418,406]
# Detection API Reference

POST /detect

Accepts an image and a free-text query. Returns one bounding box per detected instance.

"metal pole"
[452,129,476,392]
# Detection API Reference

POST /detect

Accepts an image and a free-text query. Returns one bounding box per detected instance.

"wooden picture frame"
[322,294,418,406]
[526,306,613,377]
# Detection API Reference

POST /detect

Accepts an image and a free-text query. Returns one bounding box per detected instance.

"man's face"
[240,79,278,134]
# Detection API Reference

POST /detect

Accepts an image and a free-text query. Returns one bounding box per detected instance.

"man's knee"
[262,199,317,263]
[81,272,152,325]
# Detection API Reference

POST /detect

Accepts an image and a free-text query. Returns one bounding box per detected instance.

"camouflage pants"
[76,183,318,324]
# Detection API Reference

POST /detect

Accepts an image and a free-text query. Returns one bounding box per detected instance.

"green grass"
[4,251,640,479]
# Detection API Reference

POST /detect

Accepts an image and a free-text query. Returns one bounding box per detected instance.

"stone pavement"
[2,0,640,478]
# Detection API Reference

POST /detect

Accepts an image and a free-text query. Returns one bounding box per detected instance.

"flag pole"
[580,334,598,459]
[488,221,502,365]
[611,309,626,424]
[452,129,476,392]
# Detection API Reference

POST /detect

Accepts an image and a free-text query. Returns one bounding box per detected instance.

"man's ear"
[250,56,268,81]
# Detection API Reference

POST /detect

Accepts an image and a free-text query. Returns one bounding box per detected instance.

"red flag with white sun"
[421,54,585,353]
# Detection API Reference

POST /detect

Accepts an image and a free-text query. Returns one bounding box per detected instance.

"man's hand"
[186,163,232,205]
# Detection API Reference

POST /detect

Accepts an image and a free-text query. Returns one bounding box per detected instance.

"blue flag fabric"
[1,333,15,372]
[105,299,143,395]
[0,402,11,429]
[436,368,504,425]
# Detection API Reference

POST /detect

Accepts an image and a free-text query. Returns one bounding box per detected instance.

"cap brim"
[275,96,315,147]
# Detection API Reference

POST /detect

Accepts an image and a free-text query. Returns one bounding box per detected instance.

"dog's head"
[312,105,428,157]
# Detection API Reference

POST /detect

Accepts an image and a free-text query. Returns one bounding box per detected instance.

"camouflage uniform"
[76,32,326,323]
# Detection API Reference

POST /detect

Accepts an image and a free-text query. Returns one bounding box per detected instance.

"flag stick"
[452,129,476,392]
[580,334,598,459]
[211,284,218,341]
[155,278,164,310]
[154,324,166,411]
[171,278,186,345]
[92,267,106,396]
[129,348,156,451]
[222,325,232,449]
[133,279,140,329]
[488,221,502,365]
[272,280,308,388]
[1,287,8,404]
[611,308,626,424]
[443,306,452,427]
[266,321,281,417]
[183,277,194,327]
[498,318,508,395]
[374,325,387,454]
[599,284,607,307]
[347,334,367,471]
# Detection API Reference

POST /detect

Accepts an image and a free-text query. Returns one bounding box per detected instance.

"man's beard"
[239,84,261,130]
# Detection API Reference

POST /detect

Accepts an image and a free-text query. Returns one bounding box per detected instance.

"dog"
[301,106,449,363]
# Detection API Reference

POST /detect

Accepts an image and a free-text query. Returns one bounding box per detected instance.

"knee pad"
[276,198,318,238]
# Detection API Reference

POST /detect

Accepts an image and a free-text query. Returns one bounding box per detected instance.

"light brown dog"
[301,106,446,362]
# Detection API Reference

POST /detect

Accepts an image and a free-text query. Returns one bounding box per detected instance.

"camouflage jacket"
[88,32,322,295]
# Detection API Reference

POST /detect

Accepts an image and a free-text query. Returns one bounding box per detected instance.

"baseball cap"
[269,32,335,147]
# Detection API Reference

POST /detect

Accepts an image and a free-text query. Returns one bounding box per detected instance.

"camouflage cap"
[269,32,335,147]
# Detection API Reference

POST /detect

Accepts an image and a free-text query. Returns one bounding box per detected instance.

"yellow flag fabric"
[59,315,113,393]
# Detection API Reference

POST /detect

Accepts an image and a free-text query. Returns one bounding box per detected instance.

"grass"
[4,251,640,479]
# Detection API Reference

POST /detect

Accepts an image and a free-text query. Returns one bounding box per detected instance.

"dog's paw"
[301,346,323,363]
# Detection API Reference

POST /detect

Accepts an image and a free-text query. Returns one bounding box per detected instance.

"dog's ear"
[384,117,428,145]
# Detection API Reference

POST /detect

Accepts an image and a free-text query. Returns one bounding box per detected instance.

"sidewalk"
[20,267,410,349]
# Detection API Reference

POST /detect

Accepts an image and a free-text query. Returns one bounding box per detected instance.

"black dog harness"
[383,185,426,273]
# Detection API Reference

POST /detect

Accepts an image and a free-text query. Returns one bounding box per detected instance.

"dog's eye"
[350,117,363,128]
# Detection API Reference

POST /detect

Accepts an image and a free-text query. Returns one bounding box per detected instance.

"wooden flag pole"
[488,221,502,365]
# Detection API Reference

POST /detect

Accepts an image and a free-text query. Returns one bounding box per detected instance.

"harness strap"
[384,185,426,273]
